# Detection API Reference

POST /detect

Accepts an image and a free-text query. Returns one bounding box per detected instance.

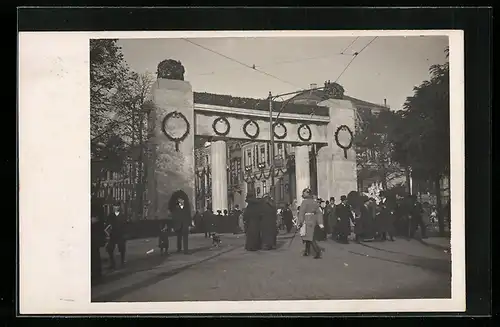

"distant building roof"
[193,87,389,118]
[288,89,389,111]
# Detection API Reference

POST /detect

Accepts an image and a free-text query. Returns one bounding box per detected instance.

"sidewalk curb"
[418,238,451,252]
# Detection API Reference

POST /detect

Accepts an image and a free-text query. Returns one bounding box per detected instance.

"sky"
[117,35,448,110]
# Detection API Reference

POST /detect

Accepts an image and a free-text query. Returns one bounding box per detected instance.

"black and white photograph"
[19,30,466,314]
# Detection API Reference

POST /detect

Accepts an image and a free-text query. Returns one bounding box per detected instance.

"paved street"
[92,232,451,302]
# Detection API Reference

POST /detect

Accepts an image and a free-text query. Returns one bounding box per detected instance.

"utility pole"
[268,91,275,200]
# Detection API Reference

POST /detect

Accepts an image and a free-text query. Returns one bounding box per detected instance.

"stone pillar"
[317,98,358,202]
[148,79,195,219]
[316,145,333,201]
[211,140,228,213]
[295,145,310,206]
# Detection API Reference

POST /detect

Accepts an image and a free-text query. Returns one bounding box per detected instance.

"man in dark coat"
[91,202,105,280]
[200,206,212,238]
[377,191,395,241]
[261,195,278,250]
[336,195,353,244]
[243,191,263,251]
[409,195,427,239]
[105,201,128,269]
[168,190,193,255]
[282,203,294,233]
[326,197,337,240]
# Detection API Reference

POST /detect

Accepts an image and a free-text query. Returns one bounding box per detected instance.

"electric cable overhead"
[192,53,352,77]
[274,36,379,122]
[181,38,302,89]
[340,36,360,55]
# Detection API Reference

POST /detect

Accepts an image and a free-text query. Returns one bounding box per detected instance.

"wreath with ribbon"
[161,111,190,151]
[297,123,312,142]
[243,119,260,139]
[335,124,354,159]
[272,122,287,140]
[212,116,231,137]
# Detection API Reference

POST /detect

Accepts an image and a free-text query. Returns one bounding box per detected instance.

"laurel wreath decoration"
[272,122,287,140]
[161,111,190,151]
[212,116,231,137]
[297,123,312,142]
[243,119,260,139]
[335,124,354,159]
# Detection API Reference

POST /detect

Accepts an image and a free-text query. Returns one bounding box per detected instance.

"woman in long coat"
[261,195,278,250]
[243,192,263,251]
[297,188,324,259]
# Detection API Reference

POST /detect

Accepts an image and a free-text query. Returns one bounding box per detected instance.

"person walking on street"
[243,191,263,251]
[409,195,427,239]
[169,190,194,255]
[105,201,129,269]
[297,188,325,259]
[261,194,278,250]
[282,203,294,233]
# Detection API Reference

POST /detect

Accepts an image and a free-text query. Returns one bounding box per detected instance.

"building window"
[236,159,241,183]
[262,180,267,195]
[280,180,284,200]
[260,145,266,164]
[253,145,258,167]
[267,143,270,164]
[277,143,283,159]
[246,149,252,166]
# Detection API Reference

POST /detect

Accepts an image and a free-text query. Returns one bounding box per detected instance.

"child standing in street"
[159,220,170,256]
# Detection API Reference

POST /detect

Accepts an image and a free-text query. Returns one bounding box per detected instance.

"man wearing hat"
[297,187,324,259]
[336,195,353,244]
[105,201,129,269]
[243,190,263,251]
[261,194,278,250]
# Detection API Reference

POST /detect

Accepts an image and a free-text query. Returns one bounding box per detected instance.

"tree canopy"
[391,47,450,181]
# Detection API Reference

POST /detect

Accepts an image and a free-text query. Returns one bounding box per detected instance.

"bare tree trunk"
[381,164,388,190]
[405,166,411,195]
[435,174,444,236]
[136,112,145,220]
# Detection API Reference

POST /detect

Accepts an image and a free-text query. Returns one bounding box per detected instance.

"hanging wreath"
[272,122,287,140]
[297,123,312,142]
[335,124,354,159]
[212,116,231,137]
[243,119,260,139]
[161,111,190,151]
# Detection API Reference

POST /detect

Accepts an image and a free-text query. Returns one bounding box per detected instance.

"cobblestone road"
[92,232,451,302]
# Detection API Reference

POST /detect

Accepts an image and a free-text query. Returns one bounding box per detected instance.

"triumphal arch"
[146,76,358,217]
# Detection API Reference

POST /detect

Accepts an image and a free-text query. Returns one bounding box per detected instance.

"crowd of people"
[91,187,451,281]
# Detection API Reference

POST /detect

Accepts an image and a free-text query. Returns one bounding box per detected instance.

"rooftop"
[193,88,389,117]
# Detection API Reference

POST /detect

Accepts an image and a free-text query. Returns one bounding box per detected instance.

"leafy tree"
[157,59,185,80]
[90,39,131,143]
[390,47,450,235]
[355,108,402,190]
